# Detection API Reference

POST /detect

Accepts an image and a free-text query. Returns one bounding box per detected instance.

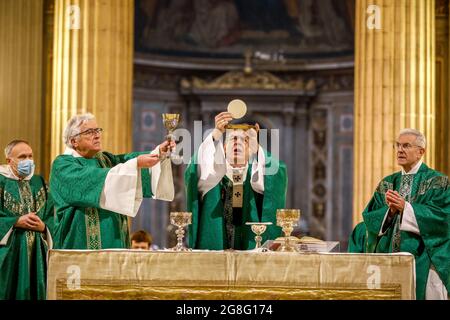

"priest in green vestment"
[50,113,174,250]
[185,112,287,250]
[348,129,450,300]
[0,140,54,300]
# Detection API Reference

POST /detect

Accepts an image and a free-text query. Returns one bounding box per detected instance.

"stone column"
[51,0,134,158]
[435,0,449,175]
[353,0,435,225]
[0,0,44,171]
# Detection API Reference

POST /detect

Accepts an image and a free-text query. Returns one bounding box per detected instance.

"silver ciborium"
[276,209,301,252]
[170,212,192,251]
[245,222,272,250]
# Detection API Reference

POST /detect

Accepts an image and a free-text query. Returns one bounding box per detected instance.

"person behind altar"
[184,111,287,250]
[348,128,450,300]
[131,229,158,250]
[50,113,175,250]
[0,140,54,299]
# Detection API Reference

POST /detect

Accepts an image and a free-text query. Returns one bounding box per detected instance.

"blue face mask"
[16,159,35,177]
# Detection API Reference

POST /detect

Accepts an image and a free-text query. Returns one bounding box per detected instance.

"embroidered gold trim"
[417,175,448,196]
[18,181,34,212]
[17,181,37,266]
[85,208,102,250]
[34,186,47,213]
[399,174,414,201]
[121,216,130,247]
[95,152,113,168]
[376,181,394,194]
[4,190,24,215]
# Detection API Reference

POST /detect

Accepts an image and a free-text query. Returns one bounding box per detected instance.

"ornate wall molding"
[181,70,317,91]
[134,70,181,90]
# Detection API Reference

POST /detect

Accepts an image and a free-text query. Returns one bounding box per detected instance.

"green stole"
[221,175,264,249]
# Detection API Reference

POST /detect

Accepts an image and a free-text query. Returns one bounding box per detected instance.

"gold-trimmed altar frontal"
[47,250,415,300]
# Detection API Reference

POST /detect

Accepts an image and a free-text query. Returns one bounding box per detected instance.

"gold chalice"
[162,113,180,160]
[245,222,272,250]
[170,212,192,251]
[276,209,301,252]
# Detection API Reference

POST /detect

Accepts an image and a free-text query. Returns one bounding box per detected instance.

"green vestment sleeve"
[0,209,19,241]
[50,155,110,208]
[361,177,398,253]
[185,153,201,248]
[103,151,153,198]
[347,222,367,253]
[0,178,19,241]
[259,154,288,242]
[409,178,450,293]
[40,190,55,238]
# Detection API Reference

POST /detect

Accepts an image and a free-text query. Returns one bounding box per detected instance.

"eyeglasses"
[73,128,103,138]
[393,142,421,151]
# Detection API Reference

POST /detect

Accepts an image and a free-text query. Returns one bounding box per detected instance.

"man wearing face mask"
[0,140,54,299]
[185,112,287,250]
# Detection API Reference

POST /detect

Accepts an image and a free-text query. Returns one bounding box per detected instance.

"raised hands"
[213,112,233,140]
[385,190,406,216]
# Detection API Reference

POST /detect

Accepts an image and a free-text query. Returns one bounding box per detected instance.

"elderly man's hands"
[14,213,46,232]
[158,140,176,155]
[137,140,176,168]
[137,154,160,169]
[385,190,405,216]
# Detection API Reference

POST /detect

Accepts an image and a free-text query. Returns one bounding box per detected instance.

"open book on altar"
[262,236,340,253]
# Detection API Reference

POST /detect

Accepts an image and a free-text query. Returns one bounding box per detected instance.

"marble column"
[0,0,44,172]
[353,0,435,225]
[435,1,449,176]
[51,0,134,158]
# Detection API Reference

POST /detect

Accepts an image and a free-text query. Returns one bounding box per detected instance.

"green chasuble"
[0,173,54,300]
[349,163,450,299]
[185,151,287,250]
[347,222,367,253]
[50,151,152,250]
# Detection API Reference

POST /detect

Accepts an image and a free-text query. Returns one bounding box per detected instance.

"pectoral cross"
[232,186,243,208]
[233,174,242,183]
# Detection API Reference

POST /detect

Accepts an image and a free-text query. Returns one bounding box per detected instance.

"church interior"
[0,0,449,301]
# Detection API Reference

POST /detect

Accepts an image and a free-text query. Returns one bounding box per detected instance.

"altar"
[46,250,416,300]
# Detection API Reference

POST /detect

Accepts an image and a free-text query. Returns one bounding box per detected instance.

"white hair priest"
[49,113,174,249]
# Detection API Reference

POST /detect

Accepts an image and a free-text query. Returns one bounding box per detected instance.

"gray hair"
[398,128,426,149]
[4,139,30,158]
[63,113,96,147]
